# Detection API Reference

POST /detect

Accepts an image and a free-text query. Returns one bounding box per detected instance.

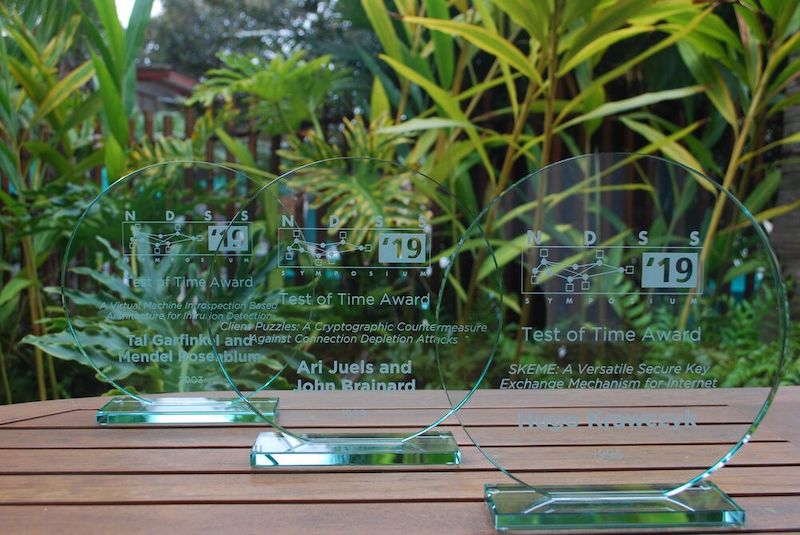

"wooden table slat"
[0,441,797,475]
[0,497,799,535]
[2,497,798,535]
[0,387,798,534]
[0,465,799,505]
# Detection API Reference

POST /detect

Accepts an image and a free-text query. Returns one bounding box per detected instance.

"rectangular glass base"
[96,396,278,425]
[485,482,744,531]
[251,431,461,466]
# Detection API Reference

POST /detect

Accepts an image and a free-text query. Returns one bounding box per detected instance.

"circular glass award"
[62,161,279,424]
[438,153,789,529]
[205,157,502,465]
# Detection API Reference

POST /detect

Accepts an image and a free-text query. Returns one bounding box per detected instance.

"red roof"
[136,66,198,96]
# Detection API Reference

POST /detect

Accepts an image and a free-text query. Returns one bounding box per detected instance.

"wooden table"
[1,387,799,534]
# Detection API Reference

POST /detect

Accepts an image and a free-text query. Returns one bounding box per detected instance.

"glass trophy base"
[485,482,744,531]
[251,431,461,466]
[96,396,279,426]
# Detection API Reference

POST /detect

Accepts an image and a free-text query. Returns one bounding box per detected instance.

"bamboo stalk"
[47,356,59,399]
[37,288,59,399]
[679,78,767,327]
[21,236,46,401]
[30,253,60,399]
[457,0,561,345]
[0,339,12,404]
[511,1,562,365]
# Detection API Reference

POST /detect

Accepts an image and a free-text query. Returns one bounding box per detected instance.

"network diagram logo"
[522,230,702,296]
[122,211,251,259]
[277,214,431,270]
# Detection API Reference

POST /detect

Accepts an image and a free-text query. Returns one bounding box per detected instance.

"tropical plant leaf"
[491,0,549,44]
[380,54,495,183]
[556,5,713,125]
[559,26,655,75]
[619,116,708,184]
[370,76,391,123]
[423,0,454,89]
[378,117,473,134]
[403,16,541,84]
[558,86,704,131]
[743,168,781,214]
[104,134,126,181]
[0,278,32,307]
[739,131,800,165]
[53,92,103,143]
[91,51,128,147]
[215,128,256,168]
[124,0,154,71]
[92,0,126,80]
[32,60,93,123]
[23,141,72,176]
[676,41,738,128]
[560,0,653,67]
[362,0,404,61]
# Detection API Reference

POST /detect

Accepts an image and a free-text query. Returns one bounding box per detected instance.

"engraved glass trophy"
[206,157,502,466]
[438,153,788,529]
[62,161,279,425]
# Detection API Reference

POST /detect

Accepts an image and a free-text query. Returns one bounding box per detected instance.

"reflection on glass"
[207,157,502,465]
[62,161,277,424]
[437,153,787,529]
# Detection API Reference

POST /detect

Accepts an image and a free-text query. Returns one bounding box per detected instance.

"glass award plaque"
[62,161,278,425]
[205,157,502,466]
[437,153,788,530]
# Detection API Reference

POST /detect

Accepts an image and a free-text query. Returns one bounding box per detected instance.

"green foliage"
[697,293,785,387]
[77,0,153,179]
[326,0,798,383]
[0,0,152,402]
[25,234,293,394]
[3,0,800,403]
[174,0,799,390]
[283,139,430,243]
[187,51,344,136]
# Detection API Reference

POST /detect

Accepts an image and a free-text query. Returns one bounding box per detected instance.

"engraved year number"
[179,375,205,384]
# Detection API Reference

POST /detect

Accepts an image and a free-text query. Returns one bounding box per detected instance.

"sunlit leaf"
[378,117,473,134]
[215,128,256,168]
[423,0,454,89]
[380,54,495,183]
[492,0,549,44]
[362,0,404,61]
[91,51,128,146]
[32,60,93,123]
[559,86,704,131]
[560,0,653,66]
[403,16,542,85]
[370,76,391,123]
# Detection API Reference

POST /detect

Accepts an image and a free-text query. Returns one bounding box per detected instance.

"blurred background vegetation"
[0,0,798,403]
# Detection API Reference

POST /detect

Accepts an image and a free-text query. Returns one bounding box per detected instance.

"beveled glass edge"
[484,482,744,531]
[250,430,461,466]
[96,395,278,425]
